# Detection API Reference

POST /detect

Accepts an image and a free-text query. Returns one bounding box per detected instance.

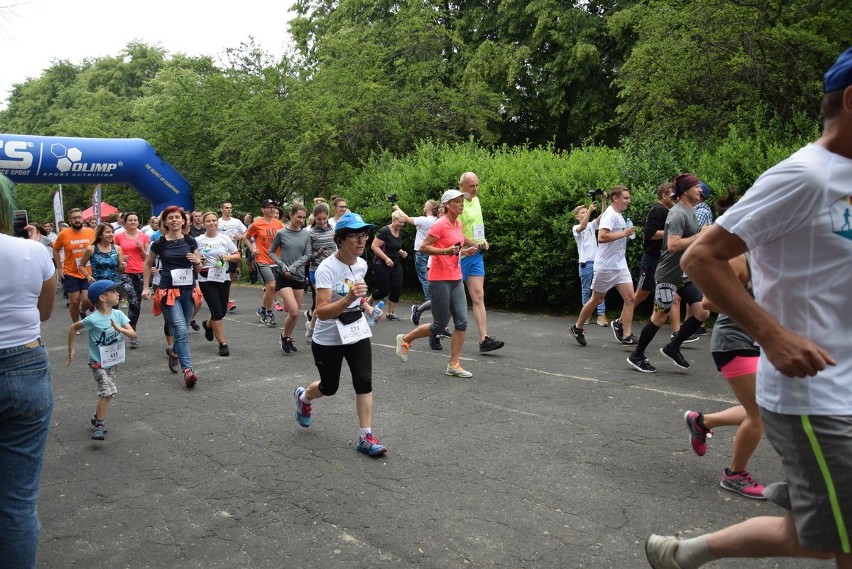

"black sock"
[672,316,704,348]
[696,413,708,431]
[632,322,660,358]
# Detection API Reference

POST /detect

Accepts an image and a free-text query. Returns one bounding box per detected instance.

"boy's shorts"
[90,363,118,397]
[760,408,852,552]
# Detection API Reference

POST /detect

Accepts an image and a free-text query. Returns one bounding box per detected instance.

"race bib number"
[99,341,126,368]
[335,315,372,344]
[170,268,193,286]
[472,223,485,241]
[206,266,227,282]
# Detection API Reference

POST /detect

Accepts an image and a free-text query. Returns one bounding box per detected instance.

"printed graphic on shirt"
[830,194,852,241]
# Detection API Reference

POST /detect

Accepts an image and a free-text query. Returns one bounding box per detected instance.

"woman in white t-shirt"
[195,213,241,357]
[0,175,57,568]
[393,199,438,302]
[292,212,388,457]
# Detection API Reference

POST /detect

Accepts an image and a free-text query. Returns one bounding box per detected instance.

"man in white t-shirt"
[645,47,852,569]
[392,199,438,302]
[570,185,637,347]
[218,201,247,311]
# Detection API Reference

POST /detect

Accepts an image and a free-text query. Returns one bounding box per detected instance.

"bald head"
[459,172,479,199]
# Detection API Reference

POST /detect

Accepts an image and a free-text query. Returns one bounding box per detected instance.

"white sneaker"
[395,334,409,363]
[644,535,682,569]
[305,321,313,344]
[445,363,472,378]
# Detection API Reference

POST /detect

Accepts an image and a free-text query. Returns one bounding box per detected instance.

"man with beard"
[53,208,96,324]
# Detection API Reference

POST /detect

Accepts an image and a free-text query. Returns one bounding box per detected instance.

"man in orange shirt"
[244,198,285,326]
[53,207,96,324]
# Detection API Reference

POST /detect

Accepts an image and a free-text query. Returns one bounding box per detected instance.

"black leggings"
[371,262,402,303]
[199,280,231,321]
[121,273,144,328]
[311,339,372,396]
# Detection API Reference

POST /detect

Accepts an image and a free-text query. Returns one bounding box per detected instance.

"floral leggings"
[121,273,144,328]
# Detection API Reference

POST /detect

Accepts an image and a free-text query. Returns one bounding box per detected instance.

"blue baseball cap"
[824,47,852,93]
[334,212,375,233]
[88,279,121,304]
[698,182,712,200]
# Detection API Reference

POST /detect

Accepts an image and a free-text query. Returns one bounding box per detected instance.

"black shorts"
[63,275,89,293]
[637,254,660,293]
[275,273,305,291]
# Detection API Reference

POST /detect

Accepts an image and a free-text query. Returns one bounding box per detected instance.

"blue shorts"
[63,275,89,293]
[460,251,485,281]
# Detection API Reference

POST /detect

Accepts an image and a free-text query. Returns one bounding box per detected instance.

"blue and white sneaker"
[356,433,387,456]
[410,304,421,325]
[294,387,312,427]
[257,306,267,324]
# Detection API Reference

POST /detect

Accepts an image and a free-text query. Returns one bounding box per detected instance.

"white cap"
[441,189,470,203]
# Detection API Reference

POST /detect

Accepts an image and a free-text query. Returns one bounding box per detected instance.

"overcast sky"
[0,0,296,110]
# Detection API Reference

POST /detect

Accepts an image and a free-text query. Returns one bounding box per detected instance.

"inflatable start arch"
[0,134,193,214]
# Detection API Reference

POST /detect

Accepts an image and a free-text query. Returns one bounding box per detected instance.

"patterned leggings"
[121,273,144,328]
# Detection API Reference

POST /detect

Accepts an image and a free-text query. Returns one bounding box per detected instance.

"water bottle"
[368,300,384,326]
[625,217,636,240]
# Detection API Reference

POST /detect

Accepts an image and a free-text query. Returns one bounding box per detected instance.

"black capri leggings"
[371,262,403,303]
[199,280,232,321]
[311,338,372,396]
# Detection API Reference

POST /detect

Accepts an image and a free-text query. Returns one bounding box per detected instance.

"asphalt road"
[34,285,832,568]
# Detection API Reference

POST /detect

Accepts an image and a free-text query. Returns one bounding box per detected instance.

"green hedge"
[338,121,817,314]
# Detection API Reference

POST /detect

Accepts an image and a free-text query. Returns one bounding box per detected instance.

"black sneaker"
[479,336,504,352]
[90,415,107,434]
[619,333,637,345]
[218,343,230,357]
[429,334,442,350]
[611,319,624,343]
[166,347,179,374]
[304,309,312,322]
[202,319,214,342]
[280,334,291,353]
[410,305,421,326]
[660,344,690,369]
[627,354,657,373]
[190,320,200,332]
[570,325,587,346]
[287,337,297,353]
[672,332,700,344]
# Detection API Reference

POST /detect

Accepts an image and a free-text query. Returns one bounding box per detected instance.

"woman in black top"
[142,206,203,388]
[369,210,408,319]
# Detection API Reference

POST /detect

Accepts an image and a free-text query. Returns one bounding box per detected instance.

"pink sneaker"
[274,302,284,311]
[720,469,766,499]
[684,410,713,456]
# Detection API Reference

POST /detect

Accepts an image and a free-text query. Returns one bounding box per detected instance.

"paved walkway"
[35,285,831,568]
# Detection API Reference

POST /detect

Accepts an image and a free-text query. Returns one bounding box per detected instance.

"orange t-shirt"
[245,218,284,264]
[53,227,96,279]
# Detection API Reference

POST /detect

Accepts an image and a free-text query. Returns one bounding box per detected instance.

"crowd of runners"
[2,47,850,569]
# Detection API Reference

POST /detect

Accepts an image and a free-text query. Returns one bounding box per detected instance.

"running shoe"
[266,312,277,327]
[596,314,609,327]
[479,335,503,352]
[257,307,267,323]
[395,334,410,363]
[274,301,284,311]
[227,300,236,312]
[627,354,656,373]
[645,534,681,569]
[190,320,200,331]
[684,410,713,456]
[280,333,291,353]
[446,363,473,378]
[440,328,453,338]
[90,415,107,432]
[304,309,312,322]
[356,433,387,456]
[287,337,297,353]
[90,424,106,441]
[410,304,421,325]
[385,313,399,321]
[672,332,700,344]
[294,386,312,427]
[611,319,624,343]
[619,334,637,345]
[183,368,197,388]
[305,321,313,344]
[719,468,766,500]
[429,335,442,350]
[570,325,587,346]
[202,319,214,342]
[166,347,179,374]
[218,343,230,357]
[695,326,708,336]
[660,344,690,369]
[129,337,139,349]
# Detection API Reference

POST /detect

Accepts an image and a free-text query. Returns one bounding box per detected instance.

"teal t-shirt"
[81,309,130,367]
